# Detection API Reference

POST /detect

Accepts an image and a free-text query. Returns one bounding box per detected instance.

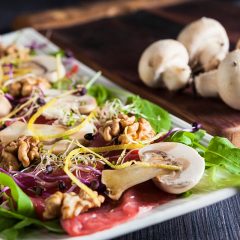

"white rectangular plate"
[1,28,238,240]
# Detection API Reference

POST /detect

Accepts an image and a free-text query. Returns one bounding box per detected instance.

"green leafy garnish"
[50,49,65,57]
[0,208,64,240]
[0,173,34,217]
[204,137,240,174]
[127,96,171,132]
[88,84,115,105]
[0,173,64,239]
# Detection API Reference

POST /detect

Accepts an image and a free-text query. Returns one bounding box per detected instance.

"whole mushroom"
[195,50,240,110]
[0,94,12,118]
[217,50,240,110]
[177,17,229,72]
[138,39,191,91]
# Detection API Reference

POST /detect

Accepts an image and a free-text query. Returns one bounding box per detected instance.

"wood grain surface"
[13,0,187,30]
[38,0,240,146]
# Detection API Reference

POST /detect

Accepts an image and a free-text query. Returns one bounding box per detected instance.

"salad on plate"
[0,39,239,240]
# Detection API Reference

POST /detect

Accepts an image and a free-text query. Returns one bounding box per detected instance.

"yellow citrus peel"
[77,143,144,154]
[28,99,96,140]
[63,148,101,206]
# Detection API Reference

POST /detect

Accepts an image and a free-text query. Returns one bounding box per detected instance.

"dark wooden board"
[42,0,240,145]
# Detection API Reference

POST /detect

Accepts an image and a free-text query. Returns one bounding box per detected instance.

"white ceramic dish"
[1,28,238,240]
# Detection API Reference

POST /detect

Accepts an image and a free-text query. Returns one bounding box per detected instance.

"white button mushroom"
[195,69,218,97]
[20,55,66,83]
[0,94,12,118]
[217,50,240,110]
[177,17,229,72]
[194,50,240,110]
[138,142,205,194]
[138,39,191,91]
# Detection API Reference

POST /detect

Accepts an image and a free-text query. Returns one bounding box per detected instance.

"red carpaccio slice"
[61,181,176,236]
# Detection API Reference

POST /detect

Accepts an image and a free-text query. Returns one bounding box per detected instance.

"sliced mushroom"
[102,164,166,200]
[20,55,66,83]
[43,94,97,120]
[0,120,94,145]
[195,69,218,97]
[0,95,12,118]
[139,142,205,194]
[178,17,229,72]
[138,39,191,91]
[217,50,240,110]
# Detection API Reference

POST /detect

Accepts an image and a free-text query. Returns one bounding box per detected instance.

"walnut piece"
[43,191,63,219]
[99,118,121,142]
[8,76,50,97]
[99,114,155,144]
[43,191,105,220]
[0,136,40,171]
[0,44,30,61]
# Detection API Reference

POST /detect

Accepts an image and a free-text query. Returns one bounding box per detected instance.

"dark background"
[0,0,238,33]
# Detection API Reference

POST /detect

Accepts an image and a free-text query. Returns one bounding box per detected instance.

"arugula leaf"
[0,172,34,216]
[193,166,240,193]
[0,218,17,231]
[204,137,240,174]
[0,208,64,240]
[88,84,114,105]
[166,130,206,153]
[0,208,64,233]
[127,96,171,132]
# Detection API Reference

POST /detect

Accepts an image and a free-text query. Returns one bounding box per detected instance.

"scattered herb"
[0,172,34,217]
[127,95,171,132]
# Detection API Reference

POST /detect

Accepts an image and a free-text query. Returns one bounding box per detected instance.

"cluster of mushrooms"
[138,17,240,110]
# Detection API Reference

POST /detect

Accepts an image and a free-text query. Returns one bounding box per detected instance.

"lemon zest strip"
[77,143,144,154]
[63,148,100,206]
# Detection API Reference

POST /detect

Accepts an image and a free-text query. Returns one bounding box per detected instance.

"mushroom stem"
[102,165,165,200]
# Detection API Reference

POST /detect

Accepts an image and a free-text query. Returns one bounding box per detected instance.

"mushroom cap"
[178,17,229,71]
[217,50,240,110]
[139,142,205,194]
[138,39,191,90]
[0,95,12,118]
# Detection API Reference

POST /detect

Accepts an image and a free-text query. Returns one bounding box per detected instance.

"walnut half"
[99,114,155,144]
[0,136,40,171]
[43,191,105,220]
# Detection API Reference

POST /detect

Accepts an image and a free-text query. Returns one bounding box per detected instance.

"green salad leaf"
[168,132,240,192]
[166,130,206,146]
[127,96,171,132]
[0,208,64,240]
[88,84,114,105]
[0,173,34,217]
[0,173,64,239]
[204,136,240,174]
